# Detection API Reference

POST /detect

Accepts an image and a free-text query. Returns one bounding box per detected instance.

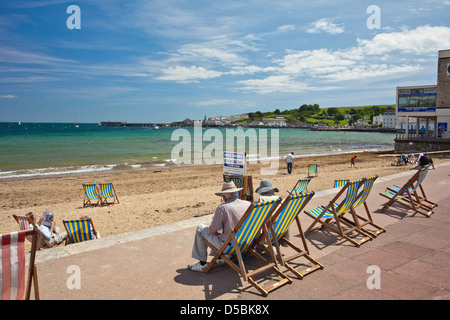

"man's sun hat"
[255,179,279,194]
[215,181,243,196]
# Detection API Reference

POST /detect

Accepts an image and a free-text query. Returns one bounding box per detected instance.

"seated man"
[188,181,251,272]
[26,211,68,246]
[412,153,435,170]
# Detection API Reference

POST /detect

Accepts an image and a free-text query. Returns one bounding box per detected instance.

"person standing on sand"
[286,152,294,174]
[350,155,357,168]
[188,181,251,272]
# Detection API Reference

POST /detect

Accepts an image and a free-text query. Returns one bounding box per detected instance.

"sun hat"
[215,181,243,196]
[255,179,279,194]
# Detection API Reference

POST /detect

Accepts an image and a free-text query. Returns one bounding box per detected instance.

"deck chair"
[0,229,39,300]
[334,179,348,188]
[83,184,102,207]
[268,192,323,279]
[346,176,385,238]
[99,183,119,206]
[380,165,436,217]
[287,178,311,195]
[223,175,254,202]
[308,164,318,178]
[204,198,292,296]
[304,179,372,247]
[63,218,99,244]
[13,214,56,250]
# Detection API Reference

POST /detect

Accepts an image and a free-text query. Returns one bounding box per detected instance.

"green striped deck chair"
[99,183,119,206]
[83,184,101,207]
[308,164,318,178]
[223,175,254,202]
[63,218,99,244]
[349,176,385,238]
[204,198,292,296]
[334,179,349,188]
[287,178,311,195]
[268,192,323,279]
[380,165,435,217]
[304,179,371,247]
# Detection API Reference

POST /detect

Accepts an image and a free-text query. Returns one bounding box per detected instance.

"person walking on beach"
[188,181,251,272]
[350,155,357,168]
[286,152,294,174]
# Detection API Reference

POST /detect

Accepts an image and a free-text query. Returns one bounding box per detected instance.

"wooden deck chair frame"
[203,199,292,296]
[287,178,311,195]
[83,183,102,207]
[63,218,99,244]
[379,165,435,217]
[99,183,119,206]
[1,229,40,300]
[304,179,371,247]
[308,164,318,178]
[13,214,58,250]
[267,192,323,279]
[348,176,385,238]
[223,175,254,202]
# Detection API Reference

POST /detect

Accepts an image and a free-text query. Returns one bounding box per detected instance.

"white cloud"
[307,18,345,35]
[156,65,223,82]
[0,94,17,98]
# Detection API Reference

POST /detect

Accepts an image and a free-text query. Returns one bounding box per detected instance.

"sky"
[0,0,450,123]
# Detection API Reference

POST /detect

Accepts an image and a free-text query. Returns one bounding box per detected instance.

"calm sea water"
[0,122,395,179]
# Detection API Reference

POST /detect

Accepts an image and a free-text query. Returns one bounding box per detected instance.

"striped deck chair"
[13,214,54,250]
[83,184,102,207]
[334,179,349,188]
[349,176,385,238]
[63,218,99,244]
[287,178,311,195]
[304,179,371,247]
[223,175,254,202]
[1,229,39,300]
[268,192,323,279]
[99,183,119,206]
[204,198,292,296]
[308,164,318,178]
[380,165,435,217]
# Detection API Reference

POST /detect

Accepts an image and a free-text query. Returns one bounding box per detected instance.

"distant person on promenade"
[286,152,294,174]
[188,181,251,272]
[26,211,67,246]
[350,155,357,168]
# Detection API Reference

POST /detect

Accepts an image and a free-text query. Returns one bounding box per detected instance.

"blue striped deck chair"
[334,179,349,188]
[204,198,292,296]
[99,183,119,206]
[268,192,323,279]
[63,218,99,244]
[83,184,101,207]
[308,164,318,178]
[304,179,371,247]
[287,178,311,195]
[380,165,435,217]
[349,176,385,238]
[223,175,254,202]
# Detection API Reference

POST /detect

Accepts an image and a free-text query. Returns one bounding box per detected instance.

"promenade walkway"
[31,162,450,301]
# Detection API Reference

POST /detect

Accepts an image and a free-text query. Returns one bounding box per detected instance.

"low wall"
[395,138,450,153]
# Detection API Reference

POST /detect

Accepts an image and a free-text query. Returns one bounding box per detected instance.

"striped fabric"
[288,179,310,195]
[308,164,318,176]
[0,231,27,300]
[64,219,94,243]
[272,193,313,242]
[83,184,100,199]
[224,198,281,257]
[334,179,349,188]
[352,176,377,208]
[386,165,430,198]
[306,179,363,219]
[99,183,115,199]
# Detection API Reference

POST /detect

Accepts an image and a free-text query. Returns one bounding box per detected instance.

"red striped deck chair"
[223,175,254,202]
[13,214,54,250]
[287,178,311,195]
[83,184,102,207]
[99,183,119,206]
[1,229,39,300]
[204,198,292,296]
[304,179,372,247]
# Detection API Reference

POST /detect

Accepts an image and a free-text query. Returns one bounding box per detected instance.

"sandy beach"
[0,151,444,239]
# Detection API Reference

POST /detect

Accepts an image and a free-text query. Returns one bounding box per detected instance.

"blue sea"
[0,122,395,179]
